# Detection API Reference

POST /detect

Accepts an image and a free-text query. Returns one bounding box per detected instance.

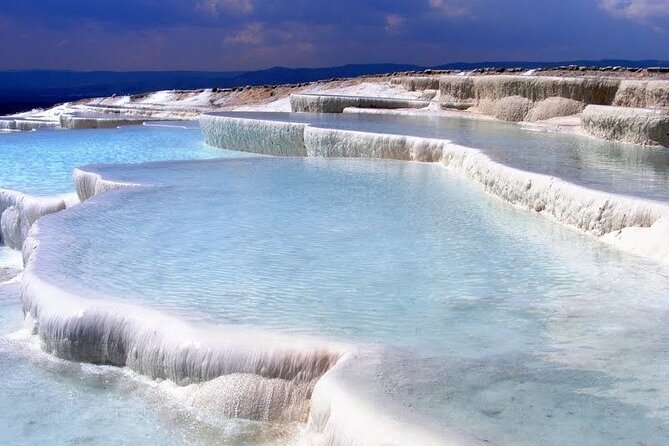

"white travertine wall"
[524,97,586,121]
[439,75,620,104]
[476,96,534,122]
[68,162,477,445]
[391,75,669,126]
[20,241,341,423]
[0,119,57,131]
[296,75,629,122]
[59,114,147,129]
[200,113,669,267]
[0,119,14,131]
[439,75,669,140]
[582,105,669,146]
[303,127,444,161]
[290,93,430,113]
[0,189,68,249]
[391,76,441,92]
[73,168,141,202]
[200,114,308,156]
[614,80,669,109]
[437,75,620,122]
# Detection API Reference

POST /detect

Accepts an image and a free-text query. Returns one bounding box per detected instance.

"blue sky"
[0,0,667,71]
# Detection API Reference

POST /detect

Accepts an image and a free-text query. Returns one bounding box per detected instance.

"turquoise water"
[33,157,669,444]
[0,123,247,196]
[212,112,669,201]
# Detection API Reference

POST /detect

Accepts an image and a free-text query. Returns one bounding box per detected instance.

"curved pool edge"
[0,188,76,250]
[290,93,431,114]
[73,168,143,202]
[307,352,472,446]
[200,112,669,268]
[21,207,466,445]
[21,223,339,422]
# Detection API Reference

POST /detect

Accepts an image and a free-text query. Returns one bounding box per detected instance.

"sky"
[0,0,667,71]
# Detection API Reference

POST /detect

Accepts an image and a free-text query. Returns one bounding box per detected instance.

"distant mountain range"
[1,59,667,115]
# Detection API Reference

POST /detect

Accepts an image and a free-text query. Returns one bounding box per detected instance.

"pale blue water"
[0,284,299,445]
[0,123,248,196]
[3,113,669,444]
[212,112,669,201]
[0,123,261,445]
[33,157,669,445]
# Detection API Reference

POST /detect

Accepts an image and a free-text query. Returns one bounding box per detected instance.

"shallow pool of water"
[212,112,669,202]
[32,157,669,445]
[0,123,249,196]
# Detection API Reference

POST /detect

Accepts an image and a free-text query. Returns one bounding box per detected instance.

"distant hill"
[221,64,423,87]
[1,60,667,115]
[0,64,423,114]
[0,70,244,114]
[434,59,669,70]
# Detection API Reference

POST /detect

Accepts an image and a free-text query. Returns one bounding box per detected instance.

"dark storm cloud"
[0,0,666,70]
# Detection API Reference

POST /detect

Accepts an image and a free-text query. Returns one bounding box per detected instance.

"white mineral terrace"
[3,73,669,445]
[58,112,157,129]
[22,162,482,446]
[391,74,669,146]
[5,74,669,146]
[20,240,343,426]
[30,129,669,444]
[0,189,75,250]
[200,112,669,267]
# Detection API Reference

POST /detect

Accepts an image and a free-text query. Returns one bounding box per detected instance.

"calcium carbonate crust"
[72,168,142,202]
[21,240,339,424]
[59,113,149,130]
[29,167,472,446]
[201,113,669,267]
[290,93,431,114]
[14,109,669,445]
[0,118,57,131]
[414,75,669,111]
[392,75,669,143]
[200,114,307,156]
[0,189,71,249]
[582,105,669,146]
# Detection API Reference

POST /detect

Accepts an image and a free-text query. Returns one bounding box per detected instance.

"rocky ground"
[397,65,669,80]
[1,66,667,146]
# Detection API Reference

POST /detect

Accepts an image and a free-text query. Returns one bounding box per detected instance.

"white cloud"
[384,14,405,32]
[428,0,470,17]
[598,0,669,29]
[198,0,253,16]
[224,22,264,45]
[295,42,315,53]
